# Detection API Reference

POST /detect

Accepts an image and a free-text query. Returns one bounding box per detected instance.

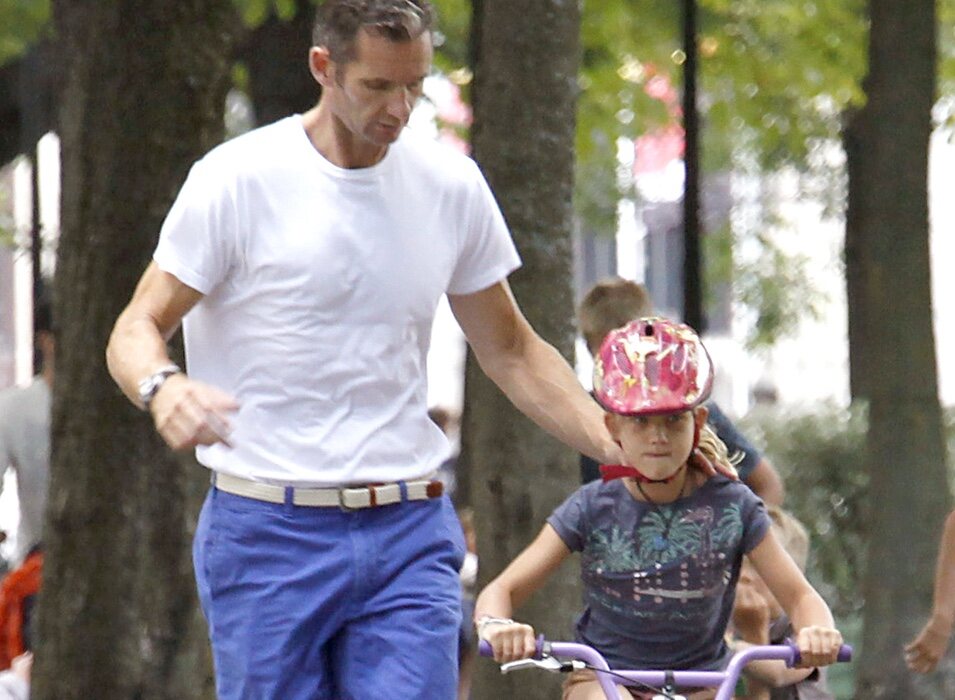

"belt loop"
[284,486,294,512]
[397,480,409,503]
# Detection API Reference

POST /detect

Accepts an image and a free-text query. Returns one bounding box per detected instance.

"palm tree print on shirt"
[584,503,746,612]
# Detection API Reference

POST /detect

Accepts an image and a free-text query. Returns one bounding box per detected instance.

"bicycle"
[479,636,852,700]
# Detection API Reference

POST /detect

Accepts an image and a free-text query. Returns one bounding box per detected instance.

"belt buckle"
[339,486,372,511]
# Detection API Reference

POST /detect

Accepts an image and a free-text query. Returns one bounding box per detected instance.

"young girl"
[475,318,843,700]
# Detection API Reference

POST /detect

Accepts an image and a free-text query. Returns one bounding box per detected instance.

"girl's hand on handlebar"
[478,619,538,664]
[794,625,843,668]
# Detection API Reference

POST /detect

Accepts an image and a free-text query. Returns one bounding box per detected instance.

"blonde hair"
[578,278,652,355]
[695,422,739,478]
[766,505,810,571]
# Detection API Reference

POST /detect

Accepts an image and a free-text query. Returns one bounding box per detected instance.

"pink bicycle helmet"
[593,317,713,416]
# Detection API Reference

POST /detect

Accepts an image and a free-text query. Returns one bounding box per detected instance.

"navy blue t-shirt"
[547,476,770,672]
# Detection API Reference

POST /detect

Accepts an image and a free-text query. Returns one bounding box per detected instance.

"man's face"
[322,29,433,146]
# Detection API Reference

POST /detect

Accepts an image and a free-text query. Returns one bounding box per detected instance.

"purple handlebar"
[479,638,852,700]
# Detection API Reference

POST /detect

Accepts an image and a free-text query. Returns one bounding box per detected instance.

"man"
[577,277,785,505]
[106,1,621,698]
[0,301,50,687]
[0,300,53,567]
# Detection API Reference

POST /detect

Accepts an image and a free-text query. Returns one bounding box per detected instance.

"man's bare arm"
[107,262,238,449]
[107,262,202,405]
[448,281,621,465]
[745,458,785,506]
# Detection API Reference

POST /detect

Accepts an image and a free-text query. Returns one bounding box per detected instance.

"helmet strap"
[599,462,686,484]
[601,411,705,483]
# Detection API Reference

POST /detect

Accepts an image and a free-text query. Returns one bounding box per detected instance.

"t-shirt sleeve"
[740,487,771,554]
[706,402,761,480]
[153,157,239,295]
[446,162,521,295]
[546,487,590,552]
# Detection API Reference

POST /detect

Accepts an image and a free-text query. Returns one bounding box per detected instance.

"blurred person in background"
[906,509,955,673]
[0,297,53,568]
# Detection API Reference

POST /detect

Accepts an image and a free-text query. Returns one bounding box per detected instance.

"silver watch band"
[138,363,182,410]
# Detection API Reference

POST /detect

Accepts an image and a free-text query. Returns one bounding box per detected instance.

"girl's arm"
[748,529,842,669]
[905,510,955,673]
[474,524,572,663]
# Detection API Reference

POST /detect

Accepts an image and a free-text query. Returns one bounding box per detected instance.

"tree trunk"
[236,0,318,127]
[845,1,953,696]
[465,1,581,698]
[681,0,704,332]
[34,3,239,699]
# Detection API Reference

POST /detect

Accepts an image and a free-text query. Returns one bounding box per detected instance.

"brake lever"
[501,656,567,674]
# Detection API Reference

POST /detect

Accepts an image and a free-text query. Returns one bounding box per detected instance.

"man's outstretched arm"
[449,280,621,465]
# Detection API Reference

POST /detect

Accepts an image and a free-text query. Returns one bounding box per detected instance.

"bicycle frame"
[479,638,852,700]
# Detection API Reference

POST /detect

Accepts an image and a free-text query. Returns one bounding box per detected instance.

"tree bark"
[465,1,581,698]
[35,2,239,698]
[845,0,953,696]
[236,0,318,127]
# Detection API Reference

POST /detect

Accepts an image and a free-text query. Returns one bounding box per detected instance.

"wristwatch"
[137,363,182,411]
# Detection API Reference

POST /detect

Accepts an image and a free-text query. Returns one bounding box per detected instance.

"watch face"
[138,377,158,402]
[138,366,181,408]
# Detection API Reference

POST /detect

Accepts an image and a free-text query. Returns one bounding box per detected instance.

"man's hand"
[149,374,239,450]
[693,448,740,481]
[10,652,32,682]
[905,615,953,674]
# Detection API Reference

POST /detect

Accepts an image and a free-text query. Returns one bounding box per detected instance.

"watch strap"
[138,363,182,410]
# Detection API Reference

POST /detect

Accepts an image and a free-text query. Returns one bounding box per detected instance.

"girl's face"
[605,407,705,480]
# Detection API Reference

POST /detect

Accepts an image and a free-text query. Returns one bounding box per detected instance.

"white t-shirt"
[0,378,50,564]
[154,116,521,485]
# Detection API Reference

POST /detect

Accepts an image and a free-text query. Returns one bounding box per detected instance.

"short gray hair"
[313,0,435,63]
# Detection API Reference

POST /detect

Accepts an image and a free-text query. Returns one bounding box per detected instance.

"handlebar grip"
[788,641,853,665]
[477,635,547,659]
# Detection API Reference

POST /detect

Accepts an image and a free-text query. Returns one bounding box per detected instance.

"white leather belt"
[212,472,444,509]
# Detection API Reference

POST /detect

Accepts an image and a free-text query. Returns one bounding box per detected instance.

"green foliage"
[234,0,303,28]
[940,3,955,131]
[734,231,827,351]
[0,219,13,250]
[575,0,869,177]
[741,403,869,619]
[574,135,620,238]
[431,0,470,73]
[0,176,16,249]
[700,0,867,170]
[0,0,50,67]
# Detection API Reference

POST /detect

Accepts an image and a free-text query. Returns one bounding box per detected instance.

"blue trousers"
[193,486,466,699]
